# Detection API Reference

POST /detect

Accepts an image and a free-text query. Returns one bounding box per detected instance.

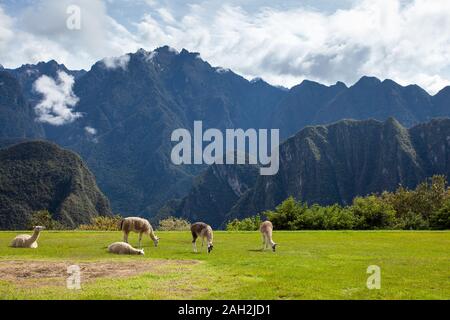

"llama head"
[138,249,145,255]
[272,243,277,252]
[34,226,45,231]
[153,236,160,247]
[207,243,213,253]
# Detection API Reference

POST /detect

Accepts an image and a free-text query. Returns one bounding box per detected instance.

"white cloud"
[0,0,140,70]
[84,126,97,135]
[34,71,81,126]
[101,54,131,70]
[84,126,98,143]
[215,67,231,74]
[1,0,450,93]
[157,8,176,24]
[0,7,14,48]
[134,0,450,93]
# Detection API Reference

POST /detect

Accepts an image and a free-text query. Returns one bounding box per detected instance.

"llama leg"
[123,232,129,243]
[192,233,198,253]
[261,234,266,250]
[138,232,143,248]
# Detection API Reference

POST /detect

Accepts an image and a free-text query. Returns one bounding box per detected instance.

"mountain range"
[161,118,450,227]
[1,46,450,225]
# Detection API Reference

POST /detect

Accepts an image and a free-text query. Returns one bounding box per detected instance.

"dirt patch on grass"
[0,260,199,288]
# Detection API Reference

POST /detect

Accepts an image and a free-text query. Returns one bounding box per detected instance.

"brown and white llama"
[191,222,214,253]
[108,242,144,255]
[10,226,45,248]
[119,217,159,248]
[260,221,277,252]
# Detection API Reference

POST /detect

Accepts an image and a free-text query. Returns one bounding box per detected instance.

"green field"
[0,231,448,300]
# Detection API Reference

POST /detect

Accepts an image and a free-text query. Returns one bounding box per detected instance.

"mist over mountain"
[1,47,450,221]
[5,60,86,108]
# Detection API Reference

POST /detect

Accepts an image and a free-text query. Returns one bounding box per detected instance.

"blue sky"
[1,0,449,93]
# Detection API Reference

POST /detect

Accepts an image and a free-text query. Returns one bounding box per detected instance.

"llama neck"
[130,247,141,255]
[27,230,40,244]
[206,230,213,244]
[267,234,275,246]
[148,229,157,241]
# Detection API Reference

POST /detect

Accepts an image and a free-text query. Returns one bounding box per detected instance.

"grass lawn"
[0,231,448,300]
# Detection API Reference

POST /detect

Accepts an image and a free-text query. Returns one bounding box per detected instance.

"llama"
[191,222,213,253]
[108,242,144,255]
[119,217,159,248]
[260,221,277,252]
[10,226,45,248]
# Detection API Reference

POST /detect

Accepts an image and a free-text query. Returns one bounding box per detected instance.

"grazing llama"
[260,221,277,252]
[191,222,214,253]
[108,242,144,255]
[10,226,45,248]
[119,217,159,248]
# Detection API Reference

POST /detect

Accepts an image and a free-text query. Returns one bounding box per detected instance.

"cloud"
[0,7,14,48]
[157,8,176,24]
[135,0,450,93]
[0,0,140,70]
[33,71,82,126]
[1,0,450,93]
[84,126,97,135]
[84,126,98,143]
[101,54,131,70]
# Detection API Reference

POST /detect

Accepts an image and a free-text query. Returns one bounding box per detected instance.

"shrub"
[430,199,450,230]
[226,215,262,231]
[350,196,396,229]
[78,215,123,231]
[394,211,429,230]
[385,176,447,217]
[158,217,191,231]
[27,210,66,230]
[323,206,356,230]
[294,205,326,230]
[266,197,307,230]
[226,175,450,230]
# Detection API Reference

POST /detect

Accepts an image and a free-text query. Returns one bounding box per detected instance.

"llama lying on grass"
[10,226,45,248]
[108,242,144,255]
[191,222,213,253]
[260,221,277,252]
[119,217,159,248]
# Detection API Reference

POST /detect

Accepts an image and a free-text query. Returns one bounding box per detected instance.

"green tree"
[27,210,65,230]
[430,198,450,230]
[78,215,123,231]
[158,217,191,231]
[226,215,262,231]
[350,195,396,229]
[266,196,306,230]
[294,204,326,230]
[323,205,356,230]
